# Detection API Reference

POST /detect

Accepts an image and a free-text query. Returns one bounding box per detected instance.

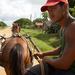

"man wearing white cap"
[25,0,75,75]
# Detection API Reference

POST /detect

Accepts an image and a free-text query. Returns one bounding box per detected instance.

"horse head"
[12,23,21,34]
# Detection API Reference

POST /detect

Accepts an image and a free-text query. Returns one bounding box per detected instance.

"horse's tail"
[8,43,25,75]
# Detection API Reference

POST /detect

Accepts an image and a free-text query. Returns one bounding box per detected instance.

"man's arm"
[42,23,75,70]
[33,46,61,59]
[42,46,61,56]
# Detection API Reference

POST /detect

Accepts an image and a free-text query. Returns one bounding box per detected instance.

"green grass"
[31,37,54,52]
[48,38,60,48]
[21,29,60,52]
[0,26,8,30]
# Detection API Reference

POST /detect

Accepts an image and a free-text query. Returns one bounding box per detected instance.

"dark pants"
[25,57,75,75]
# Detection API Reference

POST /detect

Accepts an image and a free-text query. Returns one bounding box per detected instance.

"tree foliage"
[33,18,44,24]
[14,18,33,28]
[68,0,75,8]
[42,11,49,21]
[70,6,75,17]
[0,21,7,27]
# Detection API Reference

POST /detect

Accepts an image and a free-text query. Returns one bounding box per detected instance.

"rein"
[0,33,33,68]
[0,37,13,52]
[26,34,45,75]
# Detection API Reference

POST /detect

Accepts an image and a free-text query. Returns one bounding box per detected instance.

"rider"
[25,0,75,75]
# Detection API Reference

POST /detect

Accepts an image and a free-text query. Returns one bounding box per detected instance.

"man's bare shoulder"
[65,21,75,37]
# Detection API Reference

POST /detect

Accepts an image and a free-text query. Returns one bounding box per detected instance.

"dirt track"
[0,27,39,75]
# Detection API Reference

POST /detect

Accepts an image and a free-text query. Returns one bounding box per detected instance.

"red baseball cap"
[41,0,68,12]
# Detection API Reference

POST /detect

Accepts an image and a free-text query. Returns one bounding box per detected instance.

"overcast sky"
[0,0,47,26]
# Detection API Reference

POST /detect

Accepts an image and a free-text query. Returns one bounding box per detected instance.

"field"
[21,28,60,53]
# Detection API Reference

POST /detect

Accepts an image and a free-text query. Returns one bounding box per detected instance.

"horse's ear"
[18,23,20,26]
[12,23,14,26]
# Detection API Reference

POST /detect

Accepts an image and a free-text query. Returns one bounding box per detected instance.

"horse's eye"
[15,26,17,28]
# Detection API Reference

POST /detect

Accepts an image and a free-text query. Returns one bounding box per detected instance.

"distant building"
[34,21,61,33]
[34,22,43,29]
[42,21,60,33]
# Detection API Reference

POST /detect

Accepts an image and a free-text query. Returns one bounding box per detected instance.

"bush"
[47,25,61,33]
[0,21,7,27]
[69,6,75,17]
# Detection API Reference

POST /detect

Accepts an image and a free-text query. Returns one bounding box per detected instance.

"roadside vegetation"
[21,29,60,53]
[0,26,7,30]
[0,21,8,30]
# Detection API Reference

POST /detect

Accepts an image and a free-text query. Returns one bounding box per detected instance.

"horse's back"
[1,37,28,63]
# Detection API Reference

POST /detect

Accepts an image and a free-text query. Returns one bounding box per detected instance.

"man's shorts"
[25,57,75,75]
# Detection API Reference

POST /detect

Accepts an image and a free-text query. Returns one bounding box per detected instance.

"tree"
[33,18,44,24]
[14,18,33,28]
[0,21,7,27]
[68,0,75,8]
[69,6,75,17]
[42,11,49,21]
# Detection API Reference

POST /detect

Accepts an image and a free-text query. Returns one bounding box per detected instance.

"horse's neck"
[12,33,19,36]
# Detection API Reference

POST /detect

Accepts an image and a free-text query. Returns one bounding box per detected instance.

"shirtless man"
[26,0,75,75]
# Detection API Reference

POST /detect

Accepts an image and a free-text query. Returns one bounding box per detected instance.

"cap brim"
[41,2,59,12]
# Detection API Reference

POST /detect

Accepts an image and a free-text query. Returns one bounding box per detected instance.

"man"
[25,0,75,75]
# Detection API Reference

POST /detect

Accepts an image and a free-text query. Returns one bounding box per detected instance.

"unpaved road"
[0,27,39,75]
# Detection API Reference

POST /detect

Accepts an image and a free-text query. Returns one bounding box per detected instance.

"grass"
[31,37,54,52]
[0,26,8,30]
[21,29,60,52]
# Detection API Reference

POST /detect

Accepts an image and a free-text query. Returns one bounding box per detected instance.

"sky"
[0,0,47,26]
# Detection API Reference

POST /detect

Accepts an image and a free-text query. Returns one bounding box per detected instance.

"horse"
[0,23,33,75]
[12,22,21,35]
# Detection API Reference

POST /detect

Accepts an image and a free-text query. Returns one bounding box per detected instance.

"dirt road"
[0,27,39,75]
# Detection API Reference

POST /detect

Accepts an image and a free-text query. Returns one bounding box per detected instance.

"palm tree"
[42,11,49,22]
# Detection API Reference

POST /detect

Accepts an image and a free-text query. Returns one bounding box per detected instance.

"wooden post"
[26,34,41,52]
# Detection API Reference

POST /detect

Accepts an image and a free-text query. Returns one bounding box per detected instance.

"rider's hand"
[33,52,44,59]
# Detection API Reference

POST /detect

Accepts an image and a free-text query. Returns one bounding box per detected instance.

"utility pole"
[35,12,37,19]
[34,14,35,20]
[40,14,41,18]
[30,14,32,29]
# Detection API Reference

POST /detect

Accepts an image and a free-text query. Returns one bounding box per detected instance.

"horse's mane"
[8,44,25,75]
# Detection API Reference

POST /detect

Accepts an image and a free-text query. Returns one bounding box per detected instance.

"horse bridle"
[0,33,33,68]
